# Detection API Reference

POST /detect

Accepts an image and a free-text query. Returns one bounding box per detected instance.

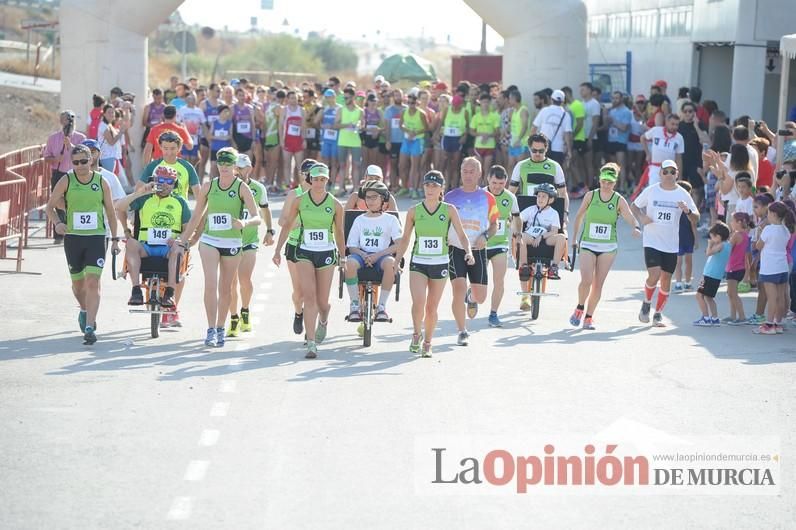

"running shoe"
[374,305,390,322]
[683,282,693,291]
[786,311,796,321]
[673,282,684,293]
[726,318,745,326]
[775,324,785,334]
[128,286,144,306]
[347,302,362,322]
[569,308,583,327]
[396,188,410,197]
[161,287,176,308]
[720,316,735,324]
[753,323,776,335]
[652,312,665,327]
[547,263,560,280]
[457,330,469,346]
[315,320,328,344]
[710,317,721,326]
[693,316,713,327]
[227,315,240,338]
[737,281,752,294]
[466,288,478,319]
[638,301,651,323]
[305,340,318,359]
[488,312,502,327]
[409,332,422,354]
[746,314,766,325]
[78,310,87,333]
[204,327,216,347]
[215,327,226,347]
[293,312,304,335]
[520,295,531,312]
[240,308,251,332]
[83,325,97,346]
[582,317,596,330]
[421,341,432,358]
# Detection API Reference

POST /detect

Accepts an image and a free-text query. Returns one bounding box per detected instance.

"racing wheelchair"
[337,210,403,347]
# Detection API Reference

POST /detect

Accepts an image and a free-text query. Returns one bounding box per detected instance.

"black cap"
[422,171,445,186]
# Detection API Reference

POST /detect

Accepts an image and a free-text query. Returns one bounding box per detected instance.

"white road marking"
[198,429,220,447]
[183,460,209,481]
[166,496,192,520]
[219,380,237,393]
[259,282,273,290]
[210,402,229,417]
[255,293,269,301]
[251,303,264,312]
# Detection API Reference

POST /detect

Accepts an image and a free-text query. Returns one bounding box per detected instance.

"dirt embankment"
[0,87,59,153]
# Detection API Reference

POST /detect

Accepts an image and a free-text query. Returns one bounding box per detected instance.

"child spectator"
[693,222,731,326]
[745,193,775,319]
[752,201,795,334]
[674,180,697,291]
[724,212,751,324]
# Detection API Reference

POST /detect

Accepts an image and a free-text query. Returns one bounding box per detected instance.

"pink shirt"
[726,231,749,273]
[42,130,87,172]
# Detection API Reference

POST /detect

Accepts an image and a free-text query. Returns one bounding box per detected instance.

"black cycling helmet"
[358,180,390,201]
[300,158,318,177]
[534,182,557,200]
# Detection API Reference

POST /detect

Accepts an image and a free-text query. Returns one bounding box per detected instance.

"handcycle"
[113,242,190,338]
[337,210,403,347]
[513,195,574,320]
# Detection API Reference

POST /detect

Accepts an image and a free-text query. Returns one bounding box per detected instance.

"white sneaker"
[673,282,684,293]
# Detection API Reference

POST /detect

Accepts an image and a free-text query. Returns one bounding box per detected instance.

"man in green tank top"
[46,144,119,345]
[509,133,570,225]
[335,87,364,194]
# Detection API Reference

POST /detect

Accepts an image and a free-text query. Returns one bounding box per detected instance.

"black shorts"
[448,247,488,285]
[200,137,209,148]
[233,134,253,153]
[285,242,299,263]
[64,234,107,278]
[548,150,566,165]
[378,142,389,155]
[573,140,589,154]
[605,141,627,155]
[243,243,258,252]
[409,260,449,280]
[201,242,241,257]
[726,269,745,282]
[582,246,616,258]
[296,247,337,269]
[389,142,401,160]
[461,134,475,154]
[486,247,508,260]
[697,276,721,298]
[644,247,678,274]
[361,134,380,149]
[306,136,320,152]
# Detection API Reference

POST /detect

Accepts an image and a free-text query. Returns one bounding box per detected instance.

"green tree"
[223,34,323,73]
[304,36,358,72]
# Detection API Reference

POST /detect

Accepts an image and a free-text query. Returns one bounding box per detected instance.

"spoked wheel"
[363,287,373,347]
[531,263,542,320]
[149,278,160,338]
[150,305,160,338]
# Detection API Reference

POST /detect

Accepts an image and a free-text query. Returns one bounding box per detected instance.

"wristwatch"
[266,228,275,235]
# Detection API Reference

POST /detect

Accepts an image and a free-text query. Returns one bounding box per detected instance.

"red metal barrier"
[0,176,26,272]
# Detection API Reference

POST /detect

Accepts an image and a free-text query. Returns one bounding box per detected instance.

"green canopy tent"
[374,54,437,83]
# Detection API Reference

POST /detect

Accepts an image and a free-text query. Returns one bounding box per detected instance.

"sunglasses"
[72,158,90,165]
[530,148,546,154]
[408,100,417,105]
[156,177,176,185]
[661,169,677,175]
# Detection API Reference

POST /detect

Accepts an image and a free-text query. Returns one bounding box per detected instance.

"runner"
[116,168,191,309]
[179,147,262,347]
[262,89,283,193]
[303,88,321,161]
[470,93,500,181]
[335,87,364,195]
[176,94,207,176]
[278,159,316,337]
[395,170,474,357]
[227,154,274,337]
[232,87,256,158]
[142,105,192,164]
[279,91,306,189]
[45,144,120,345]
[517,183,567,280]
[484,165,519,327]
[383,89,407,193]
[138,131,201,201]
[316,89,341,192]
[140,88,165,150]
[199,83,222,180]
[631,159,699,327]
[344,165,398,211]
[445,157,499,345]
[360,94,384,176]
[508,90,530,174]
[569,163,641,329]
[637,113,684,191]
[399,93,429,199]
[272,163,346,359]
[344,180,403,322]
[437,94,468,190]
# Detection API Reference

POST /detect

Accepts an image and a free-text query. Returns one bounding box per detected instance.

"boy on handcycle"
[116,166,191,308]
[518,182,567,280]
[344,180,403,322]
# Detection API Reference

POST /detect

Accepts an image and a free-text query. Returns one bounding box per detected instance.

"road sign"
[766,50,781,75]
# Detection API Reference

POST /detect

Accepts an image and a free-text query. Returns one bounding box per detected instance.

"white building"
[586,0,796,124]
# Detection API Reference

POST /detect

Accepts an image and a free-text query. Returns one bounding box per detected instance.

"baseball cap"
[365,165,383,178]
[236,154,252,168]
[653,80,668,89]
[374,75,385,84]
[551,89,565,102]
[451,95,464,106]
[309,164,330,179]
[434,82,448,91]
[408,87,420,97]
[81,139,100,151]
[230,78,240,88]
[661,159,678,170]
[356,90,366,98]
[423,171,445,186]
[419,80,432,89]
[323,88,335,97]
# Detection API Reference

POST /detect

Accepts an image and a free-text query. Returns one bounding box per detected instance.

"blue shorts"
[442,135,461,153]
[400,138,424,157]
[142,243,170,258]
[509,145,529,158]
[350,253,391,273]
[181,145,199,157]
[321,140,338,159]
[678,242,694,256]
[759,272,789,285]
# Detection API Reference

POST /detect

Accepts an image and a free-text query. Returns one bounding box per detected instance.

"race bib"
[496,219,507,236]
[209,213,232,231]
[588,223,612,240]
[287,124,301,137]
[361,235,382,250]
[303,229,328,248]
[207,115,219,124]
[147,227,172,245]
[417,237,442,255]
[305,128,316,139]
[323,129,338,141]
[73,212,98,231]
[391,118,401,130]
[236,121,251,134]
[444,126,461,137]
[654,208,675,225]
[527,225,546,238]
[609,127,619,138]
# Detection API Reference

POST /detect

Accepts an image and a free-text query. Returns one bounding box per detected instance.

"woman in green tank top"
[395,171,473,358]
[569,163,641,330]
[180,147,262,348]
[272,163,346,359]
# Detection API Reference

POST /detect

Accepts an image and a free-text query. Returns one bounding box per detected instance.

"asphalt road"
[0,196,793,529]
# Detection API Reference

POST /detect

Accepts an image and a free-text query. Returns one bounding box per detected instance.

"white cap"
[374,75,385,84]
[551,89,565,102]
[408,87,420,97]
[365,164,383,178]
[661,159,678,170]
[236,154,252,168]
